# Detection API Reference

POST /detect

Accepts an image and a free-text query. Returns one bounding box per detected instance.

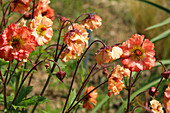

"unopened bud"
[149,87,158,97]
[45,63,50,69]
[56,71,66,83]
[161,71,170,81]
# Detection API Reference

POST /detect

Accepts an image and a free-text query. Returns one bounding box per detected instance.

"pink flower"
[95,46,122,65]
[163,84,170,113]
[28,15,53,46]
[83,86,98,109]
[0,24,37,62]
[81,14,102,31]
[121,34,156,72]
[10,0,31,14]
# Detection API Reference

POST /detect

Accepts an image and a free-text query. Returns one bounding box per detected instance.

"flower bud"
[45,63,50,69]
[56,71,66,83]
[149,87,158,97]
[161,71,170,81]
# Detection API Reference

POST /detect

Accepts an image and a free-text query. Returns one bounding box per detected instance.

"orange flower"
[60,48,77,62]
[107,65,128,96]
[163,84,170,113]
[28,15,53,46]
[0,24,37,62]
[150,99,163,113]
[121,34,156,72]
[63,30,88,56]
[81,14,102,31]
[83,86,98,109]
[95,46,122,65]
[10,0,31,14]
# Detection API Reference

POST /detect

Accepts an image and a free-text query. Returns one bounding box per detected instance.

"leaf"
[13,86,33,105]
[67,89,76,110]
[91,95,110,113]
[145,18,170,30]
[138,0,170,13]
[151,29,170,43]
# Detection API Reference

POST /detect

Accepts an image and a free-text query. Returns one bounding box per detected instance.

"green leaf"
[91,95,110,113]
[1,1,9,9]
[138,0,170,13]
[13,86,33,105]
[145,18,170,30]
[151,29,170,43]
[155,60,170,66]
[67,89,76,110]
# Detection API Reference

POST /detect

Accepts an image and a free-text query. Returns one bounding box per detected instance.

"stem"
[62,40,106,113]
[48,59,61,71]
[0,71,4,82]
[66,80,108,113]
[131,71,141,88]
[126,71,132,113]
[74,13,91,23]
[153,76,163,97]
[131,90,147,103]
[67,63,97,111]
[32,0,36,19]
[156,60,166,71]
[8,59,45,110]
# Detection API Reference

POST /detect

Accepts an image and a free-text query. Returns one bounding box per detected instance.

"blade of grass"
[145,18,170,30]
[151,29,170,43]
[138,0,170,13]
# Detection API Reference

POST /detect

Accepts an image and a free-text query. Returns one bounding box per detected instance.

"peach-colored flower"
[95,46,122,65]
[121,34,156,72]
[63,30,88,56]
[28,15,53,46]
[10,0,31,14]
[81,14,102,31]
[107,65,128,96]
[35,0,50,7]
[0,24,37,62]
[83,86,98,109]
[17,18,27,27]
[163,84,170,113]
[150,99,163,113]
[60,48,77,62]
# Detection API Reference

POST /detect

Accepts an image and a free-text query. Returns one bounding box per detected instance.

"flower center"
[9,35,24,49]
[131,46,145,61]
[36,24,47,36]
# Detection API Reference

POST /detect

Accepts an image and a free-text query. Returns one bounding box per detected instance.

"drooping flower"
[0,24,37,62]
[121,34,156,72]
[28,15,53,46]
[10,0,31,14]
[163,84,170,113]
[81,14,102,31]
[63,30,88,56]
[107,65,129,96]
[83,86,98,109]
[59,16,70,28]
[60,48,77,62]
[95,46,122,65]
[150,99,163,113]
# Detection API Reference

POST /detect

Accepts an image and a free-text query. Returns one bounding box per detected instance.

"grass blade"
[151,29,170,43]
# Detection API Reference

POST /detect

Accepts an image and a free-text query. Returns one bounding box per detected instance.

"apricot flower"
[121,34,156,72]
[60,48,77,62]
[29,15,53,46]
[163,84,170,113]
[0,24,36,62]
[83,86,98,109]
[95,46,122,65]
[150,99,163,113]
[81,14,102,31]
[10,0,31,14]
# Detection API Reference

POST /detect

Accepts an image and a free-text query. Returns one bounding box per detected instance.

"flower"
[10,0,31,14]
[121,34,156,72]
[28,15,53,46]
[59,16,70,28]
[81,14,102,31]
[163,84,170,113]
[0,24,37,62]
[95,46,122,65]
[83,86,98,109]
[63,30,88,56]
[60,48,77,62]
[107,65,128,96]
[150,99,163,113]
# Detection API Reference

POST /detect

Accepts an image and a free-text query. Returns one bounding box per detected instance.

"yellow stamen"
[131,46,145,61]
[36,24,47,36]
[9,35,25,49]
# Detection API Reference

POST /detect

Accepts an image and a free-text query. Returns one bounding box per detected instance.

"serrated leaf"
[145,18,170,30]
[138,0,170,13]
[67,89,76,110]
[151,29,170,43]
[13,86,33,105]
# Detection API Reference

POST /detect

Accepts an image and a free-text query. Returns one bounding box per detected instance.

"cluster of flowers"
[0,0,54,62]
